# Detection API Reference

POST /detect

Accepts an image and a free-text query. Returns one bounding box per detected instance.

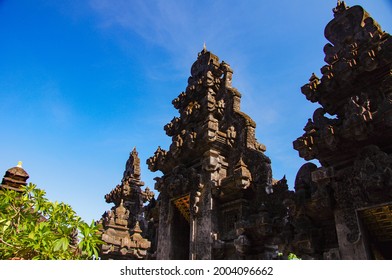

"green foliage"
[288,253,301,260]
[0,183,103,260]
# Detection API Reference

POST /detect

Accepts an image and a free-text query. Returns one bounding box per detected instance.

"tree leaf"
[0,183,101,259]
[2,220,11,232]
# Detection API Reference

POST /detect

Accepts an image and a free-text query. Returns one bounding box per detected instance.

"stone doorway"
[171,194,191,259]
[358,203,392,259]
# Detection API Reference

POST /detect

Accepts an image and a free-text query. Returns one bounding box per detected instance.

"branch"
[0,237,18,248]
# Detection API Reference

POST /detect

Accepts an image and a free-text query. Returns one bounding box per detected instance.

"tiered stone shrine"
[1,162,29,192]
[99,148,154,259]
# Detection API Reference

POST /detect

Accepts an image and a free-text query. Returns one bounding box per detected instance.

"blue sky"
[1,0,392,223]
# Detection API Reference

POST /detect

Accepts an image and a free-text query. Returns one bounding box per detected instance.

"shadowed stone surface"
[293,1,392,259]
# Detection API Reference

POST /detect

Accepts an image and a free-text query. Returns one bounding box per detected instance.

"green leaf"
[2,220,11,232]
[28,231,35,239]
[288,253,301,260]
[53,237,68,252]
[0,183,103,260]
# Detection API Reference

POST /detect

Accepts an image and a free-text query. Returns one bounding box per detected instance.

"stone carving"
[294,1,392,168]
[99,148,152,259]
[95,1,392,260]
[147,46,272,259]
[293,1,392,259]
[333,145,392,243]
[146,146,167,173]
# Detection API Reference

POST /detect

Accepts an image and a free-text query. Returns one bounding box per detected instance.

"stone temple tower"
[293,1,392,259]
[147,47,273,259]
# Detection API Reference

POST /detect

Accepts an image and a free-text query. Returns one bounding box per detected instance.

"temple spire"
[333,0,349,16]
[99,147,153,259]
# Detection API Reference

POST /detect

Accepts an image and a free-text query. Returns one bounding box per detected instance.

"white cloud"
[88,1,272,73]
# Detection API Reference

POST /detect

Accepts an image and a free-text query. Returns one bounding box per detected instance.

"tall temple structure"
[96,1,392,260]
[146,46,284,260]
[293,1,392,259]
[99,148,154,259]
[0,1,389,261]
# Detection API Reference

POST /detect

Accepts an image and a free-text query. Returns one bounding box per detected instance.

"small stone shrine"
[99,148,154,259]
[1,162,29,192]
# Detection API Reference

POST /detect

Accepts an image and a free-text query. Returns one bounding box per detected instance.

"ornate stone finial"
[333,1,349,17]
[236,156,247,168]
[119,199,125,209]
[123,147,141,181]
[309,73,319,82]
[132,221,142,234]
[234,156,252,189]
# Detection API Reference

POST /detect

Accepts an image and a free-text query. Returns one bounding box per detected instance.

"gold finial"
[17,161,23,168]
[203,42,207,51]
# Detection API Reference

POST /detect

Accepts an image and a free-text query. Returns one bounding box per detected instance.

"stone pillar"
[192,182,216,259]
[156,192,172,259]
[334,209,368,259]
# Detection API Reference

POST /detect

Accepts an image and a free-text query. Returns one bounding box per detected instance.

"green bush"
[288,253,301,260]
[0,183,103,260]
